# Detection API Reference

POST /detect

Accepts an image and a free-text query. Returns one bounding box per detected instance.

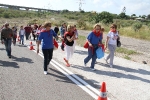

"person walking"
[63,25,75,67]
[54,25,59,35]
[36,25,43,41]
[0,25,4,32]
[19,26,26,45]
[84,24,103,71]
[73,25,78,52]
[37,22,58,75]
[60,23,67,51]
[95,27,105,64]
[1,23,13,58]
[12,27,17,46]
[105,24,119,68]
[24,24,32,40]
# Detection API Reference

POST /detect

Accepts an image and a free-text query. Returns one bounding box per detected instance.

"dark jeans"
[25,33,30,40]
[42,48,53,71]
[32,33,36,41]
[36,35,39,40]
[13,37,16,45]
[4,38,12,57]
[84,46,98,69]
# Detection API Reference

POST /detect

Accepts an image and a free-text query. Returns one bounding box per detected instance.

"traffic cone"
[97,82,107,100]
[30,41,34,50]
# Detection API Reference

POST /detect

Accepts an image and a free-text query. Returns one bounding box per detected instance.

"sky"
[0,0,150,16]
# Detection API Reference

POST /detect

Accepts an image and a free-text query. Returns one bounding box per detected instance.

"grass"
[76,35,86,47]
[116,47,137,55]
[124,55,131,60]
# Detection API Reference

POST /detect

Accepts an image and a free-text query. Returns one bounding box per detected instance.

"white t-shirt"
[107,31,119,45]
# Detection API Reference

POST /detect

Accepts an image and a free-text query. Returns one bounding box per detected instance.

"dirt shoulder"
[78,30,150,66]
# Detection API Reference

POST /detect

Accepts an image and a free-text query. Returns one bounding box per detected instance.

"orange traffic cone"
[30,41,34,50]
[17,36,20,42]
[97,82,107,100]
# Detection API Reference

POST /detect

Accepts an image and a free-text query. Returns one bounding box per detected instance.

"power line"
[76,0,85,11]
[122,6,126,13]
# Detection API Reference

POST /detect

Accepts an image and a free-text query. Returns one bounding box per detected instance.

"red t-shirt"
[24,26,32,33]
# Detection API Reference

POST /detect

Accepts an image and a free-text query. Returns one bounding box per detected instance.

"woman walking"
[73,25,78,52]
[105,24,119,68]
[12,27,17,45]
[63,25,75,67]
[37,22,58,75]
[19,26,26,45]
[84,24,103,71]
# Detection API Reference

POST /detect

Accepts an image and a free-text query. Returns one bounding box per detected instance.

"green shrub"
[3,12,10,18]
[132,22,142,32]
[77,19,86,29]
[147,23,150,30]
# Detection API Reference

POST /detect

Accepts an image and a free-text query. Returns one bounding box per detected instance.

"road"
[1,36,150,100]
[0,42,96,100]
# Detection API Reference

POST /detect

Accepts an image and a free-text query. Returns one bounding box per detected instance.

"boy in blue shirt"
[37,22,58,75]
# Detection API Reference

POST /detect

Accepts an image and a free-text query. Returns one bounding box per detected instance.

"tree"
[141,15,146,19]
[118,12,126,19]
[131,14,136,17]
[89,11,113,24]
[80,10,85,13]
[111,14,118,19]
[147,14,150,20]
[62,9,69,13]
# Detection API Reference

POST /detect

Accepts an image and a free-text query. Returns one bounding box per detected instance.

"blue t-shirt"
[87,32,102,45]
[38,29,57,49]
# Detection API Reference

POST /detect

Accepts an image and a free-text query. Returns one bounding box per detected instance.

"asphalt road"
[0,43,95,100]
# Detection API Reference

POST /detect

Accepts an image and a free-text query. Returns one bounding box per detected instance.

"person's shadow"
[71,63,150,84]
[0,60,19,68]
[48,67,75,84]
[11,55,34,63]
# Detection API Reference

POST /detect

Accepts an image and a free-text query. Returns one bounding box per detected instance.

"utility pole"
[122,6,126,13]
[76,0,85,11]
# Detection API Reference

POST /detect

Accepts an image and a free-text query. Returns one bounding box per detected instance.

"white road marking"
[25,42,111,100]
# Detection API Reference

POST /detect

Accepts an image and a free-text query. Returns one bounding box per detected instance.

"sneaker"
[104,58,108,64]
[44,71,47,75]
[90,68,96,71]
[109,65,113,68]
[66,63,70,67]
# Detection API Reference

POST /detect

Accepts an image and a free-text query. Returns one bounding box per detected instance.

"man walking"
[24,24,32,40]
[1,23,13,58]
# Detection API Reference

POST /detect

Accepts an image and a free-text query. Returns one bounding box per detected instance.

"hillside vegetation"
[0,8,150,41]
